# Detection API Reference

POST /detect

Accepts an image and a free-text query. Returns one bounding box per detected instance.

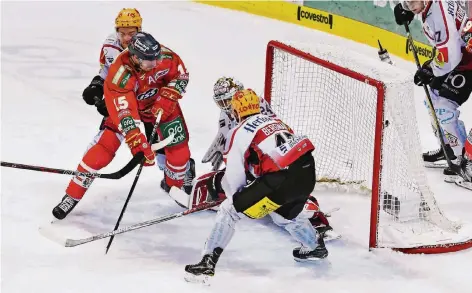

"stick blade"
[151,133,175,152]
[169,186,191,208]
[38,224,68,247]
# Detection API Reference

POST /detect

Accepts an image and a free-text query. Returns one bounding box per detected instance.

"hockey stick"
[1,154,143,180]
[404,23,460,173]
[105,110,164,254]
[0,137,173,180]
[50,188,224,247]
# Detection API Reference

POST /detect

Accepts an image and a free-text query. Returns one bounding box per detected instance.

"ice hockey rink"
[1,1,471,293]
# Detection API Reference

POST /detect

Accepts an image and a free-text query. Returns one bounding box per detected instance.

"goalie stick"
[0,135,173,180]
[41,187,224,247]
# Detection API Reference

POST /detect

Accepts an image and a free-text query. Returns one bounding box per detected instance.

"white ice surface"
[1,2,471,293]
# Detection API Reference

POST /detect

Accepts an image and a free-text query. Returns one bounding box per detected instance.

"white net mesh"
[267,41,469,249]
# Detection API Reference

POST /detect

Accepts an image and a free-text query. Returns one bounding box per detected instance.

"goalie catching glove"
[125,128,155,166]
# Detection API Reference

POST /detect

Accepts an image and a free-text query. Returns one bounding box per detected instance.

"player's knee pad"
[426,91,467,156]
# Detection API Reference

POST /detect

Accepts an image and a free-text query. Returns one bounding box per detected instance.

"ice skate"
[184,247,222,285]
[293,236,328,262]
[423,144,456,168]
[52,195,79,220]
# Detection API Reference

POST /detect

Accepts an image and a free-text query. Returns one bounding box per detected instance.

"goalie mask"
[213,77,244,112]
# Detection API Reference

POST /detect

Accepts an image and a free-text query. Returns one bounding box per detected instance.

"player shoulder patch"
[160,46,174,60]
[111,65,132,88]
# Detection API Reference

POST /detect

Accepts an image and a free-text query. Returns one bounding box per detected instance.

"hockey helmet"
[128,32,161,61]
[115,8,143,31]
[231,89,261,120]
[213,77,244,112]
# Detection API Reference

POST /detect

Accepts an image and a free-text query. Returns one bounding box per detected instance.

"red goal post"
[264,40,472,254]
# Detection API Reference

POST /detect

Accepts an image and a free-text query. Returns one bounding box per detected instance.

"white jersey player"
[184,89,328,284]
[194,77,338,236]
[395,1,472,182]
[202,77,276,171]
[81,8,142,117]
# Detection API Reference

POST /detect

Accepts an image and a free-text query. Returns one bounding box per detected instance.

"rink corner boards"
[195,0,434,64]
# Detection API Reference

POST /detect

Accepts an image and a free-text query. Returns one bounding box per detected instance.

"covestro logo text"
[297,6,333,29]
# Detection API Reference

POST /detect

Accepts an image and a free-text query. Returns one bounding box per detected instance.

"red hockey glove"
[150,87,181,120]
[125,128,155,166]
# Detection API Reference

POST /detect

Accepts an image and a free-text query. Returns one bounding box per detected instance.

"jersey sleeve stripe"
[436,0,450,47]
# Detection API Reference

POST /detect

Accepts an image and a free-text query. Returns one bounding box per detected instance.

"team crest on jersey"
[148,69,170,84]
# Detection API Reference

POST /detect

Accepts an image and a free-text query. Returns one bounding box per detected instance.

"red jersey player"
[52,31,194,220]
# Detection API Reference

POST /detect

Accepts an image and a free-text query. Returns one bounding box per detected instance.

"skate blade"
[424,161,448,168]
[455,178,472,191]
[294,255,328,263]
[38,221,67,247]
[184,272,212,285]
[444,175,458,183]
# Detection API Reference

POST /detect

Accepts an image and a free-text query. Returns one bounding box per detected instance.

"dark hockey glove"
[94,98,109,117]
[82,75,104,105]
[394,3,414,26]
[206,170,225,201]
[414,60,434,86]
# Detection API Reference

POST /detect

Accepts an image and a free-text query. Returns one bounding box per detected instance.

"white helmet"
[213,77,244,112]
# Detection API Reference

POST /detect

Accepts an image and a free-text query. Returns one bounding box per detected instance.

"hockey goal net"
[265,40,472,254]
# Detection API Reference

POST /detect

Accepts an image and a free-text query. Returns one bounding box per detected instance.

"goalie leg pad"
[168,171,227,209]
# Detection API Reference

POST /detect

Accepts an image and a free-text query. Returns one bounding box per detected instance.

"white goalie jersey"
[202,97,276,169]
